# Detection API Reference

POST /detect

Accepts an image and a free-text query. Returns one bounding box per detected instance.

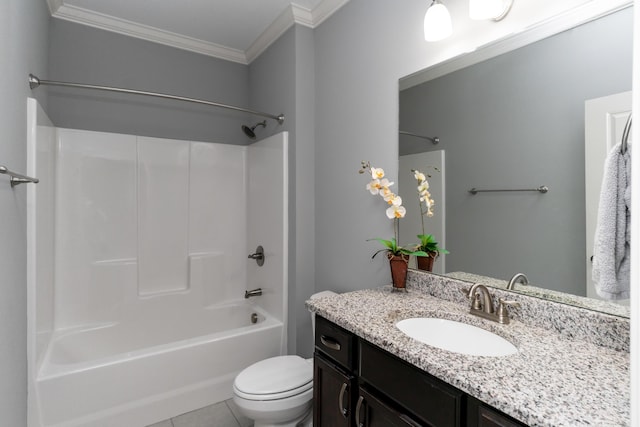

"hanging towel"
[592,141,631,300]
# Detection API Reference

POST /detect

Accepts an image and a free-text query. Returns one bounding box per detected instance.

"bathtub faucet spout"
[245,288,263,299]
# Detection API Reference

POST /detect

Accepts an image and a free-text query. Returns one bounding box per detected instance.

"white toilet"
[232,291,336,427]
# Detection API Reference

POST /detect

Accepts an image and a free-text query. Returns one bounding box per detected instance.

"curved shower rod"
[399,130,440,145]
[28,74,285,125]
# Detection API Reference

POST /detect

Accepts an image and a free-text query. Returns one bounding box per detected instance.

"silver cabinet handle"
[399,414,422,427]
[355,395,365,427]
[320,335,341,351]
[338,383,349,417]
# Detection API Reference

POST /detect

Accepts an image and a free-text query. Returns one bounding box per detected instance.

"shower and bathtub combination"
[26,97,289,427]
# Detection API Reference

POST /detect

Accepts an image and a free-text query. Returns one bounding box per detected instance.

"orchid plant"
[359,161,428,259]
[412,169,448,257]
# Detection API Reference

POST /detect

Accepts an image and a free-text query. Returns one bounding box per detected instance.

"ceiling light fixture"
[469,0,514,21]
[424,0,453,42]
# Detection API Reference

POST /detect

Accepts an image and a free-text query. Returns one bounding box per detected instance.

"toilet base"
[232,388,313,427]
[253,407,312,427]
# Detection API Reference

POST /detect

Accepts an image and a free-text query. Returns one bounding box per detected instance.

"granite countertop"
[446,271,631,318]
[307,287,630,427]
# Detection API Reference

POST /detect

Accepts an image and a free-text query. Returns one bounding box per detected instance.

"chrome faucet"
[507,273,528,290]
[464,283,521,324]
[245,288,263,299]
[466,284,494,315]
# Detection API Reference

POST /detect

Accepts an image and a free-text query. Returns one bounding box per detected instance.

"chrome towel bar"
[469,185,548,195]
[0,165,39,187]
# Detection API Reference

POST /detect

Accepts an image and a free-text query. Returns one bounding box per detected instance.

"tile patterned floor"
[146,399,253,427]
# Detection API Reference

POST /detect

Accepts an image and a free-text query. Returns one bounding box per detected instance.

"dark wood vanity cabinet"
[313,316,358,426]
[313,355,356,427]
[313,316,527,427]
[466,398,526,427]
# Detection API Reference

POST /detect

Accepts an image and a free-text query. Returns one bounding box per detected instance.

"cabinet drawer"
[359,340,463,427]
[315,316,356,370]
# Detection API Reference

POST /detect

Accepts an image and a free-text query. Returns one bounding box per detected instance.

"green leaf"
[415,234,448,254]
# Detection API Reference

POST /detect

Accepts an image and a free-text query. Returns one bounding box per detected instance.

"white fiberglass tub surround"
[26,99,289,427]
[37,301,282,427]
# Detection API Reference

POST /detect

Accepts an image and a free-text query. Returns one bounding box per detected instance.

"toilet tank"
[308,291,336,340]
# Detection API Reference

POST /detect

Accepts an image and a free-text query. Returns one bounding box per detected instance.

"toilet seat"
[233,355,313,401]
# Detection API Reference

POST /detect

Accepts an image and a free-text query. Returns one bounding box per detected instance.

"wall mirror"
[398,3,632,317]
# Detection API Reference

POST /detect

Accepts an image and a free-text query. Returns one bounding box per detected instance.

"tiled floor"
[146,399,253,427]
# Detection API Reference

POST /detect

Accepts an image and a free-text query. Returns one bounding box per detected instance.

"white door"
[584,91,631,301]
[398,151,445,273]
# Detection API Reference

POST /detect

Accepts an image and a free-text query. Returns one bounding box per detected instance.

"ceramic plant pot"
[416,252,438,272]
[388,253,410,290]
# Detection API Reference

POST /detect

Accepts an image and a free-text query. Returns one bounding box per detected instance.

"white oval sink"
[396,318,518,357]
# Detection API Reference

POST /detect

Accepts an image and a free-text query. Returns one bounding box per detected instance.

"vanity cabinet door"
[355,386,425,427]
[359,340,463,427]
[314,354,356,427]
[467,397,527,427]
[476,405,525,427]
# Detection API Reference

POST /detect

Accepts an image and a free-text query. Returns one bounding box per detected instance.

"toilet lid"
[234,355,312,398]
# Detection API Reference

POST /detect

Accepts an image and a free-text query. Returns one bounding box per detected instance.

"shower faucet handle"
[248,245,265,266]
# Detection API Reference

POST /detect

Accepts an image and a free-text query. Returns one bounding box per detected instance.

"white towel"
[592,141,631,300]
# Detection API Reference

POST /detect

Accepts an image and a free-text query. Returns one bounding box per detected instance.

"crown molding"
[308,0,350,27]
[292,4,315,28]
[245,5,297,63]
[46,0,64,14]
[246,0,350,63]
[51,3,248,64]
[49,0,350,65]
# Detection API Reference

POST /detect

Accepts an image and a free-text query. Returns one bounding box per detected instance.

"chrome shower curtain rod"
[28,74,285,125]
[399,131,440,145]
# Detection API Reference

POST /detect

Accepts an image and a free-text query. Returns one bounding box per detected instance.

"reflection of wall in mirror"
[399,150,445,273]
[399,8,632,297]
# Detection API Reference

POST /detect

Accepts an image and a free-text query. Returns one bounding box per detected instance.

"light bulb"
[424,1,452,42]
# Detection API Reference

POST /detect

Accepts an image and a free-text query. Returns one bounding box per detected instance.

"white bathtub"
[35,301,284,427]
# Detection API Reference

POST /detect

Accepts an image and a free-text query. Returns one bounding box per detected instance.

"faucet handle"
[497,298,521,324]
[461,287,482,310]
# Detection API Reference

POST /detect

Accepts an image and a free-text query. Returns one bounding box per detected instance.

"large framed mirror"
[398,3,632,317]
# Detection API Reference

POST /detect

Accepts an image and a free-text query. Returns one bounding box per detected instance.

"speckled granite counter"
[446,271,631,318]
[307,282,630,426]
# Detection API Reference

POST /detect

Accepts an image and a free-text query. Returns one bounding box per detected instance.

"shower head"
[242,120,267,140]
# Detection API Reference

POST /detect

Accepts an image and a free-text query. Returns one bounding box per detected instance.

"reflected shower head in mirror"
[242,120,267,140]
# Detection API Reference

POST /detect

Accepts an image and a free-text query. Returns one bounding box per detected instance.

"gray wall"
[399,8,632,295]
[312,0,627,295]
[0,0,50,424]
[249,25,316,356]
[314,0,454,294]
[48,19,249,144]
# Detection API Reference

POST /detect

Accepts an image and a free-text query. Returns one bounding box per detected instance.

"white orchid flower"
[370,167,385,179]
[414,170,426,182]
[386,204,406,219]
[419,189,432,202]
[418,181,430,193]
[366,179,381,195]
[384,192,402,207]
[380,178,394,189]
